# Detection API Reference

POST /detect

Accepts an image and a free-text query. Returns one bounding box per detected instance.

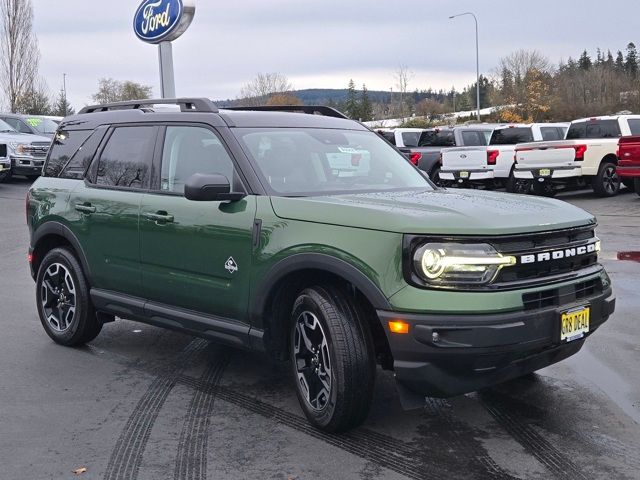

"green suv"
[27,99,615,432]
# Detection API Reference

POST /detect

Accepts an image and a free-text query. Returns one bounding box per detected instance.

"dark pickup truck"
[617,135,640,195]
[378,125,497,183]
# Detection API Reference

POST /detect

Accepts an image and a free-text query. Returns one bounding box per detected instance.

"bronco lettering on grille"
[520,242,598,264]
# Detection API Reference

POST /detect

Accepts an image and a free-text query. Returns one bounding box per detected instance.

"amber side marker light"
[388,320,410,334]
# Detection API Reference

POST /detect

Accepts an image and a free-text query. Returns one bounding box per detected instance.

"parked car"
[440,123,568,192]
[28,99,614,432]
[0,119,51,180]
[0,143,9,181]
[513,115,640,197]
[617,135,640,195]
[0,113,59,138]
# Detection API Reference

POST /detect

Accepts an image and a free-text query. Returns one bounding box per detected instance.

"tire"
[592,161,620,197]
[635,178,640,197]
[430,166,441,186]
[505,171,530,194]
[290,286,375,432]
[36,247,102,346]
[532,180,556,197]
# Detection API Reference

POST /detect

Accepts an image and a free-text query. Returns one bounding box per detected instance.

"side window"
[160,126,238,194]
[461,131,486,146]
[95,126,156,189]
[628,119,640,135]
[43,130,92,177]
[60,129,107,180]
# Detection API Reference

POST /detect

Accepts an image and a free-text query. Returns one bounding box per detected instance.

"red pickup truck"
[617,136,640,195]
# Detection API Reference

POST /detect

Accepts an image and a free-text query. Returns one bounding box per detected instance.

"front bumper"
[11,156,44,176]
[378,287,615,397]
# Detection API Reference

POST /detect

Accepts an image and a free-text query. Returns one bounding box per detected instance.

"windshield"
[490,127,534,145]
[24,117,58,135]
[234,128,433,196]
[0,119,16,133]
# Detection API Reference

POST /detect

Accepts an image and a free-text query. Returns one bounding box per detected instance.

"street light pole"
[449,12,480,121]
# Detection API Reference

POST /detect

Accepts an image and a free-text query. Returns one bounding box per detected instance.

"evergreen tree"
[345,79,359,119]
[52,88,74,117]
[359,84,373,121]
[625,42,638,77]
[606,50,614,67]
[578,50,592,70]
[596,48,603,65]
[615,50,625,71]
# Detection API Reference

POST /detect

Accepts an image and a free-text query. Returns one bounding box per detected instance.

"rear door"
[71,125,158,298]
[140,124,256,323]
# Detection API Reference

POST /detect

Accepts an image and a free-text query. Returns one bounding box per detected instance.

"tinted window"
[44,130,92,177]
[417,130,455,147]
[95,127,155,189]
[460,130,489,146]
[377,131,396,145]
[540,127,563,141]
[567,120,621,139]
[160,126,238,194]
[235,128,431,195]
[628,119,640,135]
[401,132,421,147]
[490,128,534,145]
[60,129,107,180]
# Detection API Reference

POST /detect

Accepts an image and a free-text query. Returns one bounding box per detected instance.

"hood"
[0,132,51,144]
[270,189,596,235]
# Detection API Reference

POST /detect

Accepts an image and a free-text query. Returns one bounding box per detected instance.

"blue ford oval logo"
[134,0,194,44]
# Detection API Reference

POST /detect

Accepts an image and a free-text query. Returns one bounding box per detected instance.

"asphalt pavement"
[1,177,639,480]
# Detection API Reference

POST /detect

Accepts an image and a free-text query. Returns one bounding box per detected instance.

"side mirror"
[184,173,246,202]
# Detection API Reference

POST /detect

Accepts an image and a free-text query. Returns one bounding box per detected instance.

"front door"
[140,125,256,322]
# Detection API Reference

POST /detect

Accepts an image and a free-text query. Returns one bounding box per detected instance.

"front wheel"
[290,286,375,432]
[592,161,620,197]
[36,247,102,346]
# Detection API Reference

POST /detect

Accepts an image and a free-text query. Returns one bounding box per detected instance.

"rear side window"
[417,130,455,147]
[540,127,564,141]
[59,129,107,180]
[94,126,156,189]
[490,128,534,145]
[402,132,421,147]
[460,130,488,146]
[44,130,92,177]
[567,120,621,139]
[628,119,640,135]
[377,131,396,145]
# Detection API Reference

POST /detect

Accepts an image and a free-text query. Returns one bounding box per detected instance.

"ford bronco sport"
[27,99,615,432]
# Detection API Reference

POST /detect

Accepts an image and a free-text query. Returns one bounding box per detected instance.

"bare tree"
[238,73,293,106]
[92,78,153,104]
[0,0,40,112]
[394,65,413,120]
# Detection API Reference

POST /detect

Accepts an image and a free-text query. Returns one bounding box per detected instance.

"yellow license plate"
[539,169,551,176]
[459,171,469,179]
[560,306,590,342]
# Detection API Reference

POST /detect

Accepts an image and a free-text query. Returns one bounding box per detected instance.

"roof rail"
[78,98,218,114]
[224,105,349,119]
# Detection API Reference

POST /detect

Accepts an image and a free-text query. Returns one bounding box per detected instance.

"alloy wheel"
[293,311,332,411]
[603,165,619,195]
[41,263,77,332]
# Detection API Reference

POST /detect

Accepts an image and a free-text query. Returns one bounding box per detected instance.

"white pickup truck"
[440,123,568,192]
[513,115,640,196]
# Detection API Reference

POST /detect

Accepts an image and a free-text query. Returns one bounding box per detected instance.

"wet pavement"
[1,178,638,480]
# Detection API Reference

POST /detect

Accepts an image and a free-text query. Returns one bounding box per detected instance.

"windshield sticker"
[337,147,359,154]
[26,118,43,127]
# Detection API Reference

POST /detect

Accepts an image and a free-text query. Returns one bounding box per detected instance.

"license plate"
[539,169,551,177]
[459,171,469,179]
[560,306,590,342]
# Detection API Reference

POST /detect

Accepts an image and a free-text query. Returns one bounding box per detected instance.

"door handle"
[143,212,174,224]
[75,203,96,214]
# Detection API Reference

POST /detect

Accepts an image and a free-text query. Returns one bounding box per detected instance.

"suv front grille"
[29,142,50,158]
[522,278,602,311]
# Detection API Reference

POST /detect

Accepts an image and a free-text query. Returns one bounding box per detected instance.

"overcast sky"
[32,0,639,109]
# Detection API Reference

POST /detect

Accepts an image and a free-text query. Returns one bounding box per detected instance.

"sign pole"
[158,42,176,98]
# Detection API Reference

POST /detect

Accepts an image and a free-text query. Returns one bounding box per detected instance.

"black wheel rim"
[603,166,619,194]
[293,311,332,411]
[41,263,77,332]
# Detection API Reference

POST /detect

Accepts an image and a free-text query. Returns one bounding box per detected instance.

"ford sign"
[134,0,195,44]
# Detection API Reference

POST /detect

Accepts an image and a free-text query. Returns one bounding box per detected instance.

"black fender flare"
[31,221,92,282]
[249,253,392,325]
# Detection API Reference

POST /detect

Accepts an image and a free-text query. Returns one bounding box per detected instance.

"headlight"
[9,142,31,155]
[413,243,516,287]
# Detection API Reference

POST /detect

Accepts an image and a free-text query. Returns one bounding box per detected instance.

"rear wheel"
[36,247,102,346]
[506,171,530,194]
[290,286,375,432]
[592,161,620,197]
[430,166,442,186]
